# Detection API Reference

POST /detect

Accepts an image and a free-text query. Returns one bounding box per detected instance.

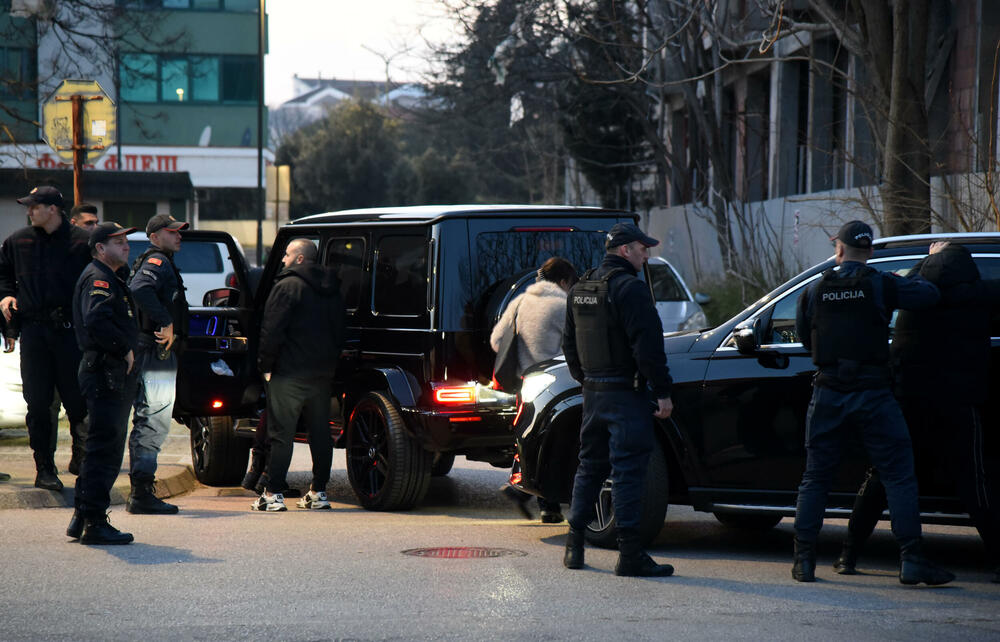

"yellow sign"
[42,79,116,164]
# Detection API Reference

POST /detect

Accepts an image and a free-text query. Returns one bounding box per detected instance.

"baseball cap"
[606,222,659,249]
[146,213,190,235]
[832,220,874,249]
[89,222,136,249]
[17,186,65,208]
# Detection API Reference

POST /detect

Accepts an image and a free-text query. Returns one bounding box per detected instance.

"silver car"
[647,256,710,332]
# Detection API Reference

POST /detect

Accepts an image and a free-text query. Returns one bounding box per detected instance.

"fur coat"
[490,279,568,374]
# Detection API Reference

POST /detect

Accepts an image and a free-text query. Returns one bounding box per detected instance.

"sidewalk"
[0,419,199,510]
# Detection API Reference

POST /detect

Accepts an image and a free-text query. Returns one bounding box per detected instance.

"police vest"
[570,268,633,372]
[810,267,889,368]
[131,247,188,337]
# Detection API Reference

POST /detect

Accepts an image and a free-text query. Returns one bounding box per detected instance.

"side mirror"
[203,287,239,307]
[734,325,758,355]
[694,292,712,305]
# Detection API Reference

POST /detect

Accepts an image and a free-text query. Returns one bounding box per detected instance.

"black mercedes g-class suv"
[174,205,637,510]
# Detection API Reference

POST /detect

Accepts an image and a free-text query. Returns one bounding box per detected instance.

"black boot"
[833,539,860,575]
[68,444,84,476]
[792,537,817,582]
[898,538,954,586]
[615,530,674,577]
[80,514,133,545]
[66,509,83,539]
[35,464,63,492]
[563,527,585,569]
[241,450,266,491]
[126,476,179,514]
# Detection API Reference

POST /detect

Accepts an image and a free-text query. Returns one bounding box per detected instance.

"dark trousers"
[19,322,87,466]
[794,385,921,543]
[265,375,333,494]
[74,362,138,516]
[845,400,1000,563]
[568,388,653,533]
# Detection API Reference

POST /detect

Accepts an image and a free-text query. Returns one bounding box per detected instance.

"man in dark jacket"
[253,238,345,512]
[792,221,952,586]
[561,222,674,577]
[68,222,139,545]
[834,241,1000,583]
[127,213,189,515]
[0,186,90,491]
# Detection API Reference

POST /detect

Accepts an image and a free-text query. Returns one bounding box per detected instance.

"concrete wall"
[642,175,1000,291]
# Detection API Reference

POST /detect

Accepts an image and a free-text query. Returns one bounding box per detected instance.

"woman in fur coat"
[491,256,577,523]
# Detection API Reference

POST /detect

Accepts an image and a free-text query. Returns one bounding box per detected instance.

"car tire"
[189,415,250,486]
[346,392,432,511]
[713,512,783,530]
[585,444,669,549]
[430,452,456,477]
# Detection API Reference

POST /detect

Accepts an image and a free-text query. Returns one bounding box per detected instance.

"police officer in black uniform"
[0,186,90,491]
[127,214,189,515]
[561,222,674,577]
[833,241,1000,583]
[792,220,954,585]
[67,222,139,545]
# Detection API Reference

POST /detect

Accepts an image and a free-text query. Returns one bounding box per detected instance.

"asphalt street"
[1,448,998,641]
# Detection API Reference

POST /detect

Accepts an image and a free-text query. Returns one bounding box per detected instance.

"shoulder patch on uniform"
[93,280,110,289]
[147,257,163,266]
[90,289,111,297]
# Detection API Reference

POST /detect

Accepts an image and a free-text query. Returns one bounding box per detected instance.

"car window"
[130,240,223,273]
[474,230,607,297]
[764,257,922,344]
[325,237,365,311]
[648,263,687,301]
[372,235,427,317]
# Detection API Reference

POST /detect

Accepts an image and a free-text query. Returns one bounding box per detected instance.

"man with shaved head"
[252,237,345,512]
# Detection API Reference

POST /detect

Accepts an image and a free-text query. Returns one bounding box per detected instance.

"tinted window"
[373,235,427,316]
[326,237,365,311]
[648,263,687,301]
[474,230,606,297]
[130,240,223,273]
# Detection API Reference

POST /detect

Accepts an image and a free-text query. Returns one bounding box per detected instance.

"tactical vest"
[131,247,188,337]
[810,267,889,368]
[570,268,632,372]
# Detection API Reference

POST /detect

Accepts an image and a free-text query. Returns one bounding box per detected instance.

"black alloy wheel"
[585,444,669,549]
[345,392,431,510]
[189,415,250,486]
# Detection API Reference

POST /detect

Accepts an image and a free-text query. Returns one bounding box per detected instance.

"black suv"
[512,233,1000,547]
[175,205,637,509]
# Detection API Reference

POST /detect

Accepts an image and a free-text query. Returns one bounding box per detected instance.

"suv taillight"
[434,385,476,405]
[431,382,516,408]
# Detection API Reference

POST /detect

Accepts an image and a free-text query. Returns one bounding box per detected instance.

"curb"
[0,463,199,511]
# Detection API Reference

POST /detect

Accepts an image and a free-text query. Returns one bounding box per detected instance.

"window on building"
[0,47,36,100]
[120,53,257,104]
[118,0,258,9]
[373,236,428,317]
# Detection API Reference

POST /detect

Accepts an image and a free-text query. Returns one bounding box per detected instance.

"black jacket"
[73,260,139,359]
[0,216,91,324]
[258,263,346,377]
[129,246,188,342]
[562,255,672,399]
[891,245,1000,404]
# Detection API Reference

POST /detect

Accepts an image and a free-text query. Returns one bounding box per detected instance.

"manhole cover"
[401,546,527,559]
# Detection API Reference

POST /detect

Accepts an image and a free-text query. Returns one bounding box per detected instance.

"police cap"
[16,186,64,209]
[832,220,874,249]
[90,222,136,249]
[606,222,659,249]
[146,213,190,236]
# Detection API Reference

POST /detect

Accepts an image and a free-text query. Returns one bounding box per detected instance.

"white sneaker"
[251,492,287,512]
[297,490,331,510]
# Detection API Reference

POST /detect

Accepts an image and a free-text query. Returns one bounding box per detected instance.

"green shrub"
[696,278,769,327]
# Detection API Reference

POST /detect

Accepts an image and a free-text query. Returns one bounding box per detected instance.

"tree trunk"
[881,0,931,235]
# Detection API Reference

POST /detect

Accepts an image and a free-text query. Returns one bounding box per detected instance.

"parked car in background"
[647,256,710,332]
[177,205,640,511]
[512,233,1000,548]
